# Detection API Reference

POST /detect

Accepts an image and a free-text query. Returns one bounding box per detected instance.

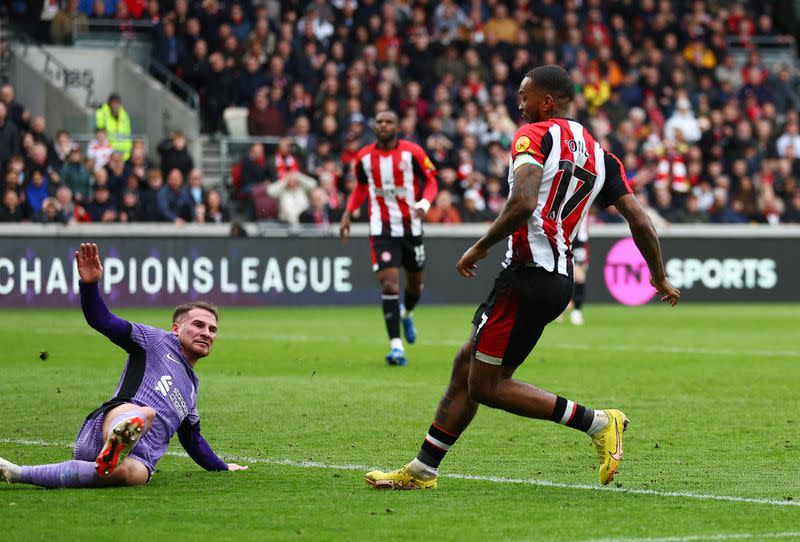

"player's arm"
[340,160,369,240]
[75,243,134,348]
[456,163,543,277]
[177,418,248,472]
[613,194,680,306]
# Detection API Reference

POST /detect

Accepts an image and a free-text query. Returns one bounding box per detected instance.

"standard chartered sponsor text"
[0,256,353,295]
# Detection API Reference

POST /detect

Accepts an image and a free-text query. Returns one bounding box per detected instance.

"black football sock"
[382,294,401,341]
[549,396,595,433]
[404,289,421,313]
[414,423,460,474]
[573,282,586,310]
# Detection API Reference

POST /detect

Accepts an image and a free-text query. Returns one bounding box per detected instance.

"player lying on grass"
[0,243,247,488]
[365,65,680,490]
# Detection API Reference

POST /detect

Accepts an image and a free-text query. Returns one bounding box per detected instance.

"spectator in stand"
[95,94,132,160]
[204,52,236,133]
[6,156,26,189]
[239,142,275,197]
[0,190,25,222]
[427,190,461,223]
[0,102,20,170]
[186,168,207,207]
[87,127,113,172]
[291,116,316,164]
[768,65,800,115]
[118,188,143,222]
[26,142,60,184]
[459,188,492,223]
[29,116,56,160]
[123,145,150,184]
[60,144,92,203]
[199,189,229,223]
[296,4,334,46]
[78,0,109,16]
[54,130,75,166]
[228,3,251,43]
[182,39,211,92]
[237,55,268,107]
[157,168,195,223]
[51,0,89,45]
[139,168,164,221]
[247,90,286,136]
[157,130,193,178]
[104,151,127,197]
[0,85,29,130]
[783,192,800,222]
[85,184,117,222]
[299,187,339,227]
[266,170,316,225]
[776,119,800,159]
[152,18,186,72]
[664,98,702,144]
[38,197,64,224]
[273,137,301,180]
[25,170,54,217]
[675,193,710,223]
[55,185,90,224]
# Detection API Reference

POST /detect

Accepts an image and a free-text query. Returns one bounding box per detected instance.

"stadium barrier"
[1,224,798,308]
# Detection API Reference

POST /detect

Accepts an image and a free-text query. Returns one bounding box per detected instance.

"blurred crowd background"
[3,0,800,227]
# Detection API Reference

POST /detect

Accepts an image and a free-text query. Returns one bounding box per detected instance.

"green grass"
[1,304,799,541]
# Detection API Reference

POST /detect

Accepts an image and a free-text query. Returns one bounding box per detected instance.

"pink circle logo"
[604,238,656,306]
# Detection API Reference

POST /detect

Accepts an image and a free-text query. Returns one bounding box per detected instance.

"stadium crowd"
[2,0,800,225]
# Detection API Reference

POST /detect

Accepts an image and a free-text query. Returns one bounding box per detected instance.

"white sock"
[1,461,21,482]
[408,458,437,480]
[587,410,610,436]
[390,338,404,350]
[400,306,408,319]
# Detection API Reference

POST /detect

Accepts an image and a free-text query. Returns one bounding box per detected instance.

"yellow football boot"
[364,464,438,490]
[591,409,629,485]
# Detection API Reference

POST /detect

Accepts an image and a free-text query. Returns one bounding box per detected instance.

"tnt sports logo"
[156,375,173,396]
[604,238,656,306]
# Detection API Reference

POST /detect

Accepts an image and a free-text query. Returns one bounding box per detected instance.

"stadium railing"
[10,32,96,107]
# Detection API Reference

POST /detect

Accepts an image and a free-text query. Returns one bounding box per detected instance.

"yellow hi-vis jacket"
[95,103,132,160]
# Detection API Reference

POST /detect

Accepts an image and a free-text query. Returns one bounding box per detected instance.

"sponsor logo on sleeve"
[515,135,532,154]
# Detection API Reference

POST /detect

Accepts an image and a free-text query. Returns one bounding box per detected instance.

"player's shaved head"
[525,65,575,102]
[518,65,574,123]
[173,301,219,323]
[374,110,399,148]
[376,110,398,123]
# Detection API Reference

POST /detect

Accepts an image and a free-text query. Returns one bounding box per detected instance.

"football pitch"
[1,303,799,541]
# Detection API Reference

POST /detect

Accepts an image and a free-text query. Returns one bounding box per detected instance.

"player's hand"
[226,463,249,471]
[339,213,351,241]
[414,200,430,220]
[74,243,103,284]
[456,244,488,278]
[651,276,681,306]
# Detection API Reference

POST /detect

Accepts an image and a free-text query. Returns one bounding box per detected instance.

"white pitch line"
[578,532,800,542]
[223,333,799,359]
[1,437,798,508]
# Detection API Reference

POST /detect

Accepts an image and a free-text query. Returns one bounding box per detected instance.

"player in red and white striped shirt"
[365,66,680,491]
[340,111,438,366]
